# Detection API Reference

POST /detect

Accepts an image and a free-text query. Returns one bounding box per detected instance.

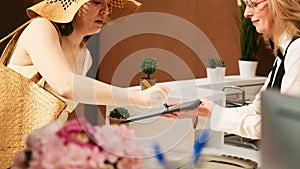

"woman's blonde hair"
[268,0,300,49]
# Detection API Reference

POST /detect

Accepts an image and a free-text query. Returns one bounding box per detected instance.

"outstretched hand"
[139,85,170,108]
[162,98,214,119]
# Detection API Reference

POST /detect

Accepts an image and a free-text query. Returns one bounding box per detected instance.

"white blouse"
[209,34,300,139]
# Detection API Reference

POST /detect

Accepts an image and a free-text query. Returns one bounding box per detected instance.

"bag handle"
[0,19,41,83]
[0,19,33,64]
[0,19,33,44]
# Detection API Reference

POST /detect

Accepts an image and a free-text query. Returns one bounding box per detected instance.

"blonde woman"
[165,0,300,139]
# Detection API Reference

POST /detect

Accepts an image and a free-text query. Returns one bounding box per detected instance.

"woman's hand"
[162,98,214,119]
[137,85,170,107]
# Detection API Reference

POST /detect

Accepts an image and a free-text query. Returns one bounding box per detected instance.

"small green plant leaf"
[140,57,157,79]
[208,58,225,68]
[238,2,259,61]
[109,107,130,119]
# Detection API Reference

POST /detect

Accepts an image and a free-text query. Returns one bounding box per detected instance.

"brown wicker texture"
[106,0,142,23]
[0,20,66,168]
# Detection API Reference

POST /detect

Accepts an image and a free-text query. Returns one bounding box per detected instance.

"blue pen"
[152,142,170,169]
[191,129,211,165]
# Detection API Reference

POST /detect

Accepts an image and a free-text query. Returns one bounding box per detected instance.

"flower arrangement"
[12,118,144,169]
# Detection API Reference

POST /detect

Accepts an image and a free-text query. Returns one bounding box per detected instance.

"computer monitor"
[262,91,300,169]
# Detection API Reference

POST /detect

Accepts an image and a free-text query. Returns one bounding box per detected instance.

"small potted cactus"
[206,57,226,82]
[140,57,157,90]
[108,107,130,125]
[208,58,225,69]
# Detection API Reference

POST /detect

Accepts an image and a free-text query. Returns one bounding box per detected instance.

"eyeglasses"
[244,0,267,11]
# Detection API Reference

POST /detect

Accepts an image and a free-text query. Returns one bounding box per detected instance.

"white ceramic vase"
[238,60,258,78]
[206,67,226,82]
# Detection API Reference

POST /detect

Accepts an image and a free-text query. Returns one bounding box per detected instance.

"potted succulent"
[237,0,260,77]
[140,57,157,90]
[206,57,226,82]
[108,107,130,125]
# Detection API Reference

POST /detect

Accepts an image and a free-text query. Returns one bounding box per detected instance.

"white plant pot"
[238,60,258,78]
[206,67,226,82]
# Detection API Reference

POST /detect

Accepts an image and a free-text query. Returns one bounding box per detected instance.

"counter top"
[107,76,263,168]
[158,75,266,87]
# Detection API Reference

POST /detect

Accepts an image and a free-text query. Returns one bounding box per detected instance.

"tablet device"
[121,99,201,123]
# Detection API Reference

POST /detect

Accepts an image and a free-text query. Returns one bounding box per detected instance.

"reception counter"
[106,76,264,168]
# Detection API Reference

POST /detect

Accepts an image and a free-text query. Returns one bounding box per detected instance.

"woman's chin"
[95,28,102,34]
[89,28,101,35]
[255,27,264,34]
[254,26,270,35]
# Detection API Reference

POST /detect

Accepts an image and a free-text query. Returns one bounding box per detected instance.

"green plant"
[140,57,157,79]
[109,107,130,119]
[238,1,259,61]
[208,58,225,68]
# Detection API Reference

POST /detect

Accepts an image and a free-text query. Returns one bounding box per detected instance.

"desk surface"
[157,75,266,86]
[143,144,260,169]
[108,77,262,168]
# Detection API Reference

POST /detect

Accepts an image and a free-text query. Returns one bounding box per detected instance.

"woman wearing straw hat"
[7,0,169,123]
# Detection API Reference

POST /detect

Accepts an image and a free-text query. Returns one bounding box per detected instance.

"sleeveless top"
[7,48,92,124]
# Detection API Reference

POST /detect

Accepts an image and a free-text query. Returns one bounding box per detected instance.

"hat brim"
[26,0,89,23]
[106,0,142,23]
[27,0,142,24]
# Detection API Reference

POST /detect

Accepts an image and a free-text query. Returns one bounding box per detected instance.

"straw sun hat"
[26,0,142,23]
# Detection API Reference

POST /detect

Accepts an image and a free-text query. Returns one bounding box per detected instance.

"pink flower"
[56,118,96,149]
[12,118,144,169]
[63,143,91,167]
[28,135,67,168]
[86,147,106,168]
[94,125,127,156]
[94,124,144,168]
[11,151,27,169]
[117,158,144,169]
[25,120,62,148]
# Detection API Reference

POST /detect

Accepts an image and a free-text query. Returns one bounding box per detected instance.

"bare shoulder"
[22,17,59,40]
[9,18,60,65]
[27,17,55,30]
[20,17,61,50]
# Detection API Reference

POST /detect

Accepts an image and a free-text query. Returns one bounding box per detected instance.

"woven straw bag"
[0,20,67,168]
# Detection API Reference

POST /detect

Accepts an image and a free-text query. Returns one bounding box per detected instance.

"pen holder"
[140,78,156,90]
[108,107,130,126]
[108,116,129,127]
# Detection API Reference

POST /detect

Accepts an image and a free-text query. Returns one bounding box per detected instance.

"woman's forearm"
[71,74,143,106]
